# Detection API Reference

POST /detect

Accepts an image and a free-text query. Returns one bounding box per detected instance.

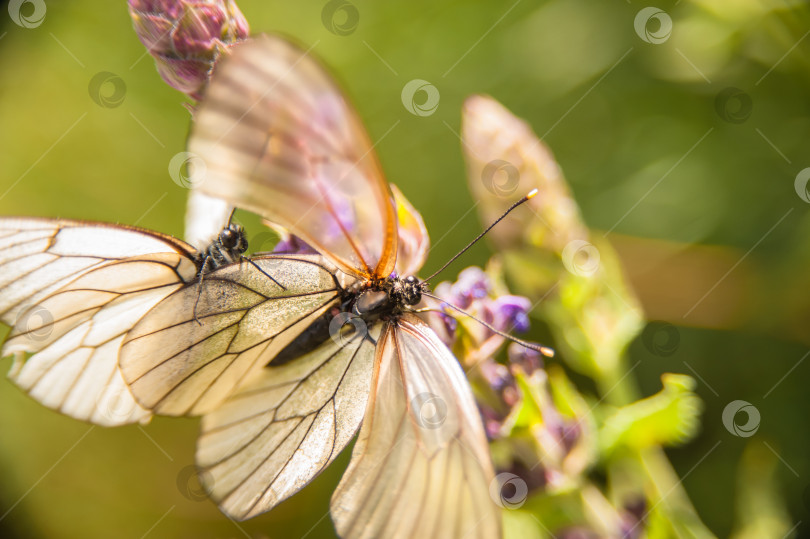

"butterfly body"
[269,271,422,368]
[352,274,423,318]
[192,223,248,275]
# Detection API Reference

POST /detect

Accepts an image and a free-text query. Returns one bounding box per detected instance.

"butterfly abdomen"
[268,308,336,366]
[268,288,358,366]
[270,275,422,367]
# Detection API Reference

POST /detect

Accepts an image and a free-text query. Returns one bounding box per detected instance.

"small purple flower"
[435,311,458,347]
[448,266,490,309]
[433,267,536,349]
[128,0,249,100]
[271,234,317,255]
[480,361,513,393]
[492,295,531,333]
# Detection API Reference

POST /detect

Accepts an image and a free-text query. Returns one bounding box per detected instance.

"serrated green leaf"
[600,374,703,454]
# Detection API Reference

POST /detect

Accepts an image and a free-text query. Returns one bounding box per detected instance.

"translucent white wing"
[119,255,343,416]
[331,314,502,539]
[0,218,195,324]
[5,257,195,426]
[189,34,398,280]
[197,322,380,520]
[184,190,235,250]
[0,218,199,426]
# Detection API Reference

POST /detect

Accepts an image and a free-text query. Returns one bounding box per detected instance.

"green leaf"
[600,374,703,455]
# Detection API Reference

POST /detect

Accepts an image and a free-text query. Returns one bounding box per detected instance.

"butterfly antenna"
[420,189,537,286]
[421,291,554,358]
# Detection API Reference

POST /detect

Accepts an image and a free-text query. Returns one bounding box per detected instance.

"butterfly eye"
[219,229,234,243]
[219,225,247,252]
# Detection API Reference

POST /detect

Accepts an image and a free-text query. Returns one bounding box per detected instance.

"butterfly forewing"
[0,218,195,324]
[330,314,502,539]
[119,255,344,416]
[197,322,379,520]
[0,218,199,426]
[189,35,397,280]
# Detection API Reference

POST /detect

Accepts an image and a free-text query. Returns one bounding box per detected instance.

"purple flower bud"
[154,57,212,97]
[128,0,249,100]
[173,6,227,57]
[129,0,184,18]
[492,295,531,333]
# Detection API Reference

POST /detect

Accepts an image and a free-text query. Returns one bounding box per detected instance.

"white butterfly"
[117,34,504,538]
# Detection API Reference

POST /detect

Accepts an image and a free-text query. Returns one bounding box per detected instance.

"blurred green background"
[1,0,809,537]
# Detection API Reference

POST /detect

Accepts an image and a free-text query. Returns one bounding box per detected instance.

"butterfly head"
[219,224,248,255]
[392,275,423,306]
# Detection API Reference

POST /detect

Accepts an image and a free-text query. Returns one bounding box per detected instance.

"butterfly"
[116,34,506,538]
[0,218,252,427]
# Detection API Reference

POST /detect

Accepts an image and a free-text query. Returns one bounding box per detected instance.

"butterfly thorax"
[193,224,248,274]
[353,275,423,319]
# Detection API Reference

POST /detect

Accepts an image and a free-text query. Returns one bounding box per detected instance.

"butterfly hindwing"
[197,321,379,520]
[0,218,199,426]
[330,313,502,539]
[119,255,344,416]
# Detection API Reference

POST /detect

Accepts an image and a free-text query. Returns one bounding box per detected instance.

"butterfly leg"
[193,255,212,325]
